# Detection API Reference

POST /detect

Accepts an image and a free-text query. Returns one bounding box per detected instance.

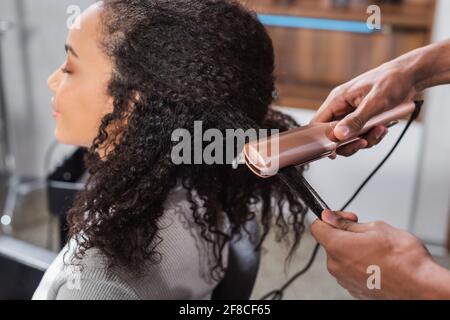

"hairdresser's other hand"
[311,210,450,299]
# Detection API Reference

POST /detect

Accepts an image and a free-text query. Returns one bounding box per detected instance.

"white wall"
[411,0,450,246]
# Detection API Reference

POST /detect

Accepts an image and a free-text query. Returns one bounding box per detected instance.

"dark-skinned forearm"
[415,258,450,300]
[395,40,450,92]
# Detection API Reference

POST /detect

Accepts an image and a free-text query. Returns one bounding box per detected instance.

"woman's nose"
[47,69,61,92]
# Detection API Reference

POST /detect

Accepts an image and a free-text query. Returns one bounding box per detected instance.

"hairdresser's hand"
[312,40,450,157]
[311,60,418,157]
[311,210,450,299]
[313,59,417,139]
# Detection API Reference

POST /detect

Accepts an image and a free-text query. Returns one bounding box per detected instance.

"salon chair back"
[211,218,260,300]
[47,148,87,247]
[0,236,57,299]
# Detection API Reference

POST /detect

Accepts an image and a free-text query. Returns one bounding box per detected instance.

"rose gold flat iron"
[244,101,419,178]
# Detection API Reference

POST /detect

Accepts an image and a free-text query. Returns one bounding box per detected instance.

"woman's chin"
[54,128,84,147]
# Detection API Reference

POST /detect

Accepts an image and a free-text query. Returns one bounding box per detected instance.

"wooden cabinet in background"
[242,0,436,109]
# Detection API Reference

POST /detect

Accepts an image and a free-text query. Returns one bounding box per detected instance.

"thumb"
[335,211,358,222]
[321,210,362,232]
[334,94,382,140]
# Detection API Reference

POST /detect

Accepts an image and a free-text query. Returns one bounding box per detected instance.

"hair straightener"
[243,101,417,179]
[242,101,423,219]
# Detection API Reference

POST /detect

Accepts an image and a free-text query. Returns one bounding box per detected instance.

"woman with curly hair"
[33,0,310,300]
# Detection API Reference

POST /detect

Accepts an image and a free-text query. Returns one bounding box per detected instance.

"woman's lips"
[51,97,61,118]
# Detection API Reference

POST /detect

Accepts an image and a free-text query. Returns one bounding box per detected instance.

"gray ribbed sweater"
[32,185,228,300]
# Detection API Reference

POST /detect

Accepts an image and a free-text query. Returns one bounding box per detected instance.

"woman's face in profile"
[47,2,113,147]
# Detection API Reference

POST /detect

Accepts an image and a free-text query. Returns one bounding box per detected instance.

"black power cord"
[260,101,423,300]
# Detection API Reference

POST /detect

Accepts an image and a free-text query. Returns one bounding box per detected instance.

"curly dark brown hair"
[67,0,309,278]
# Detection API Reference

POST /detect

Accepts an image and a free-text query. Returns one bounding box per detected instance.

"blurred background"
[0,0,449,299]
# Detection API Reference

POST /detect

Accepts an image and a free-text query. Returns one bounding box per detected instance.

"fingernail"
[335,126,351,139]
[381,129,389,139]
[351,140,367,154]
[359,140,368,148]
[322,209,336,222]
[375,127,385,140]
